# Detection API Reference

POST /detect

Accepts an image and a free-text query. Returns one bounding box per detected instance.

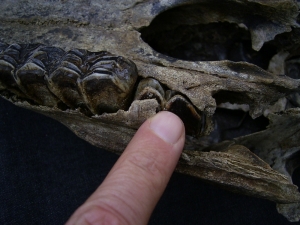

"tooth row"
[0,43,138,115]
[134,78,204,136]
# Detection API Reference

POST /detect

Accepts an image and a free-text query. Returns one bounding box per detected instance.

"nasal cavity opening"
[286,151,300,186]
[207,90,269,143]
[140,6,276,70]
[292,166,300,188]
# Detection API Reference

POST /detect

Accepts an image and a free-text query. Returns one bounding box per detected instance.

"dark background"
[0,97,299,225]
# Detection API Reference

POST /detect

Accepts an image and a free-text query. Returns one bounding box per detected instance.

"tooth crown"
[0,43,205,136]
[0,43,138,114]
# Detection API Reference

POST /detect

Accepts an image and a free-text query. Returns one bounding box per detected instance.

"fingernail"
[149,111,184,144]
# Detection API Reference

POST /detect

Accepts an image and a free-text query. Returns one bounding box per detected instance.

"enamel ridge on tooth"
[48,50,138,115]
[135,78,204,136]
[0,44,27,98]
[134,78,165,109]
[0,43,138,115]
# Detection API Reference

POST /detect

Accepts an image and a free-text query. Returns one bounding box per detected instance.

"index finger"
[66,111,185,225]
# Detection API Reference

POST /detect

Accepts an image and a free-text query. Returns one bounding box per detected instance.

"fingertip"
[149,111,185,145]
[66,111,186,225]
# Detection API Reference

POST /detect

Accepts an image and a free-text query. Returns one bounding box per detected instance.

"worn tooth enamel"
[0,59,17,91]
[4,44,21,56]
[89,56,122,72]
[15,59,60,106]
[45,48,138,114]
[134,78,165,108]
[78,52,138,115]
[47,67,83,109]
[59,61,82,74]
[62,52,83,68]
[0,45,27,98]
[165,90,179,101]
[0,43,8,53]
[27,50,47,61]
[165,94,203,136]
[9,44,66,106]
[91,68,114,76]
[46,50,85,110]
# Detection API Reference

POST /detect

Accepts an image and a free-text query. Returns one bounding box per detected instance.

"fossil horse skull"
[0,0,300,222]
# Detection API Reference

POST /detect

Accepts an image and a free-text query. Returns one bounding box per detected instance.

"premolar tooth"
[165,95,203,136]
[134,78,165,108]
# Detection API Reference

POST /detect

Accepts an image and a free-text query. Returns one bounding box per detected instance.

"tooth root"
[134,78,165,108]
[15,60,60,106]
[78,52,138,115]
[165,95,203,137]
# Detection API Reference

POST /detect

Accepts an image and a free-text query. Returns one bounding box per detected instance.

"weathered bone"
[0,0,300,222]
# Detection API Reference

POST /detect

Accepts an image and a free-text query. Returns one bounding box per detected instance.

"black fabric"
[0,97,299,225]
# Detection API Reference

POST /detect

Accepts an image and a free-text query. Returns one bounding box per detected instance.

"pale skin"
[66,111,185,225]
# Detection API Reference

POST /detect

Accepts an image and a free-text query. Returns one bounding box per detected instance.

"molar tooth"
[47,65,84,110]
[4,44,21,59]
[0,43,8,53]
[165,94,203,137]
[62,51,84,69]
[15,59,60,106]
[134,78,165,109]
[165,90,180,101]
[0,45,26,98]
[59,61,82,74]
[91,68,114,76]
[0,59,18,91]
[46,50,85,109]
[78,52,138,115]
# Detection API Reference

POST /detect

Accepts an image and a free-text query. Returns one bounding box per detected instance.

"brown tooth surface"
[78,53,138,115]
[0,43,8,52]
[165,94,203,137]
[0,56,18,91]
[48,66,82,108]
[47,50,85,109]
[15,59,60,106]
[13,44,65,106]
[3,44,21,59]
[134,78,165,108]
[0,44,27,98]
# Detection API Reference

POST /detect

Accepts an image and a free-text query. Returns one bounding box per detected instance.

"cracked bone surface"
[1,0,300,222]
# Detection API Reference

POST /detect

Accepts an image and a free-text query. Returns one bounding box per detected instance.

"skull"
[0,0,300,222]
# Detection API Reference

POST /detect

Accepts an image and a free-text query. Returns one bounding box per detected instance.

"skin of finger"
[66,112,185,225]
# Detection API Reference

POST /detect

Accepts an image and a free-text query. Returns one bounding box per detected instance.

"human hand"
[66,111,185,225]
